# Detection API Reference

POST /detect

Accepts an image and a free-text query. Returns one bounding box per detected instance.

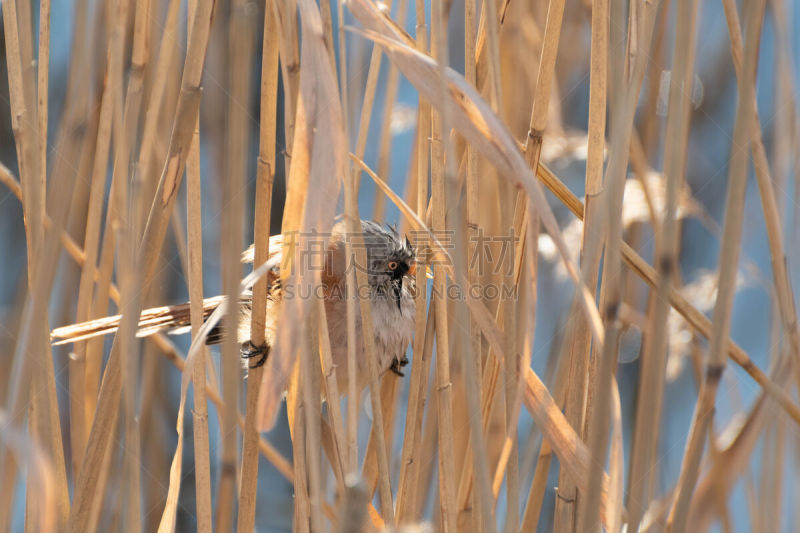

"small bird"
[51,219,417,428]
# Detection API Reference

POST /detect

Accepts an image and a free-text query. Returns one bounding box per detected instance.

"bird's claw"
[241,341,269,369]
[390,355,409,377]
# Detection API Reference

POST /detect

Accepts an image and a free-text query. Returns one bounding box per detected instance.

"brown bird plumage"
[51,220,417,429]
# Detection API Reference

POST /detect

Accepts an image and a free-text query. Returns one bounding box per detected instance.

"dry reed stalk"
[29,1,73,529]
[2,120,82,533]
[579,0,658,527]
[362,372,401,499]
[394,1,431,522]
[316,295,348,485]
[238,3,279,532]
[513,0,571,528]
[335,0,361,481]
[640,0,670,158]
[268,2,349,529]
[455,194,526,520]
[300,301,325,533]
[519,439,551,532]
[396,305,436,519]
[1,0,70,527]
[573,0,608,433]
[352,0,393,197]
[70,41,115,471]
[69,0,215,529]
[721,0,800,365]
[606,376,624,533]
[666,0,765,529]
[272,0,300,172]
[566,0,610,527]
[373,0,408,220]
[480,0,503,112]
[490,206,539,519]
[182,1,212,531]
[148,332,300,485]
[500,209,520,533]
[37,0,50,232]
[462,2,484,530]
[135,0,182,218]
[685,359,787,529]
[114,1,153,531]
[341,135,398,525]
[353,0,406,502]
[626,0,698,529]
[0,170,286,507]
[215,0,256,529]
[429,2,458,531]
[280,51,314,533]
[0,410,57,533]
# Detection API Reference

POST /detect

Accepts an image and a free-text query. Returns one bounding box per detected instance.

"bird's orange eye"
[388,261,398,270]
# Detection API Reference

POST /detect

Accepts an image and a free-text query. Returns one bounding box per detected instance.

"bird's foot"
[241,341,269,369]
[390,355,409,377]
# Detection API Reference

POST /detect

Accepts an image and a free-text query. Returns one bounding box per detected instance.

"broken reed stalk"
[667,0,765,530]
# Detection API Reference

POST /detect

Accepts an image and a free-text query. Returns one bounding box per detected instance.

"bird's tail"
[50,295,226,346]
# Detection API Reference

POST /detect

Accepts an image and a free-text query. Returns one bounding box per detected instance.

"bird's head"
[361,222,416,305]
[324,219,417,308]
